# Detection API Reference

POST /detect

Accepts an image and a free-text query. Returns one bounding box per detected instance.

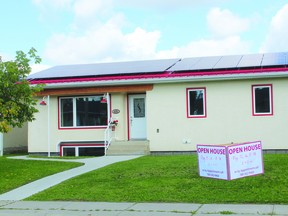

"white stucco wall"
[109,93,128,141]
[147,78,288,151]
[3,123,28,153]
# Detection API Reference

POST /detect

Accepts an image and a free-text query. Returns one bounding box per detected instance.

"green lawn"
[28,156,94,160]
[0,156,83,194]
[27,154,288,204]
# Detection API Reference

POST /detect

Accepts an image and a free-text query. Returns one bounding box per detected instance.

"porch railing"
[104,120,113,156]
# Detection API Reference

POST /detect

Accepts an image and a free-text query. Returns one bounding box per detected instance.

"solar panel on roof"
[213,55,242,69]
[237,54,263,68]
[169,56,222,72]
[28,58,181,79]
[261,52,287,66]
[167,57,201,71]
[28,52,288,80]
[190,56,222,70]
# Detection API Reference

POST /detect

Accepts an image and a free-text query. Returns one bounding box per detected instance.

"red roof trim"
[29,67,288,85]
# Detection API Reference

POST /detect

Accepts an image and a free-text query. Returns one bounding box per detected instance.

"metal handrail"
[104,119,113,155]
[104,92,112,156]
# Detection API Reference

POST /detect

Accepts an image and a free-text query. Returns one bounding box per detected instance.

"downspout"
[47,95,51,157]
[106,92,111,156]
[107,93,110,125]
[0,133,3,156]
[104,93,110,156]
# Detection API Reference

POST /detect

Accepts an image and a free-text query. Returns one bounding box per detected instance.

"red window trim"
[186,87,207,118]
[252,84,273,116]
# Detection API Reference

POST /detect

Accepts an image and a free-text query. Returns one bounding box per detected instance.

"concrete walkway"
[0,155,141,201]
[0,201,287,215]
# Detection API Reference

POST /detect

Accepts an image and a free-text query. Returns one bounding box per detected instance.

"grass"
[26,154,288,203]
[28,155,95,159]
[0,156,83,194]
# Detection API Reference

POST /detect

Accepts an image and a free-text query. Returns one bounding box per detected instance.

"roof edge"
[29,68,288,89]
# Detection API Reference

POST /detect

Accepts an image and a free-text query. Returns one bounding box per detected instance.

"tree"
[0,48,43,133]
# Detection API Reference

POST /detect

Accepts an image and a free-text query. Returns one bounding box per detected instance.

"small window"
[133,98,145,118]
[187,88,206,118]
[79,147,104,156]
[252,84,273,116]
[62,147,76,156]
[59,96,108,128]
[61,145,105,157]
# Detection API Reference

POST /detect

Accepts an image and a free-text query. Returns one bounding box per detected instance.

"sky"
[1,0,288,73]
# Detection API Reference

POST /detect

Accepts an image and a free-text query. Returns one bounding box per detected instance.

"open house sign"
[197,141,264,180]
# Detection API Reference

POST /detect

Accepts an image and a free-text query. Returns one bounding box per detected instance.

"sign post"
[197,141,264,180]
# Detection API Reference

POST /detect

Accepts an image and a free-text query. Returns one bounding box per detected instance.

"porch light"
[100,94,107,103]
[40,97,47,106]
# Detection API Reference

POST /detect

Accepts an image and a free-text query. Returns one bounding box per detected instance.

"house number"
[112,109,120,114]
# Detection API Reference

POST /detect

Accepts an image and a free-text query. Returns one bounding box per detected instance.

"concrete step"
[106,140,150,156]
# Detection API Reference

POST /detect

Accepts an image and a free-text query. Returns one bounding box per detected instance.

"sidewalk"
[0,201,288,215]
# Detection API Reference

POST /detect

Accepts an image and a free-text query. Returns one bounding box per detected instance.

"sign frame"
[197,141,264,180]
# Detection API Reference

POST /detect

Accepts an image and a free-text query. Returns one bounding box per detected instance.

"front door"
[128,94,147,139]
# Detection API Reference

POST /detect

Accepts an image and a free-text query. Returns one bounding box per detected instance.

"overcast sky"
[1,0,288,72]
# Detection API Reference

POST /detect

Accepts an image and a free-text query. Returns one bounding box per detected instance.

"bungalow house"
[27,52,288,156]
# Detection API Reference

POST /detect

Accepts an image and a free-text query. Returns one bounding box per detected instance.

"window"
[252,84,273,116]
[62,146,105,156]
[59,96,108,128]
[187,88,206,118]
[133,98,145,118]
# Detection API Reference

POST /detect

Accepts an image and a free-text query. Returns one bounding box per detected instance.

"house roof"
[28,52,288,88]
[28,58,181,80]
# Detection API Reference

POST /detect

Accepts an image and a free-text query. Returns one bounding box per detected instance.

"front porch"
[106,140,150,156]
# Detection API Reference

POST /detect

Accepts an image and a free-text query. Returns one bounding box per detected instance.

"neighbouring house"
[0,124,28,156]
[27,52,288,156]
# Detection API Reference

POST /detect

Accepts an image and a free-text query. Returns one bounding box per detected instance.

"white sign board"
[227,141,264,180]
[197,141,264,180]
[197,145,228,180]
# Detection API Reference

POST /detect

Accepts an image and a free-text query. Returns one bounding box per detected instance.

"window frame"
[60,144,105,156]
[252,84,273,116]
[186,87,207,118]
[58,95,109,129]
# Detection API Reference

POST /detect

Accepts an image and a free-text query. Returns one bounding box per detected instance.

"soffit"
[36,84,154,96]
